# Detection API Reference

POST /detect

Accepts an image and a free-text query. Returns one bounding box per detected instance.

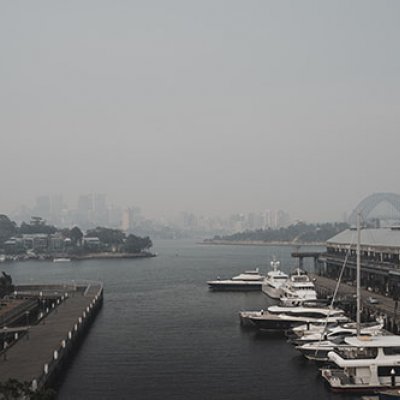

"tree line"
[0,215,152,255]
[212,221,350,243]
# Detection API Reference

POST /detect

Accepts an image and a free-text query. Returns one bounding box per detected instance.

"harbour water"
[2,240,360,400]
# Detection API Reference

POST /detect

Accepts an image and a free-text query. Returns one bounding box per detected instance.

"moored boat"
[262,260,288,299]
[247,304,349,332]
[279,268,317,306]
[321,335,400,392]
[207,268,265,291]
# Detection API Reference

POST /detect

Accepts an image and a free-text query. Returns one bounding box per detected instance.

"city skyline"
[9,192,294,234]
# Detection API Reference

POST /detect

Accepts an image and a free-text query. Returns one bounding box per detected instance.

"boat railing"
[335,346,378,359]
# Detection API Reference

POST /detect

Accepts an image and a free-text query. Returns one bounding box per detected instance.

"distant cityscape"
[10,194,292,238]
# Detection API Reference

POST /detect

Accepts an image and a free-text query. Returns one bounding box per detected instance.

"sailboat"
[321,212,400,392]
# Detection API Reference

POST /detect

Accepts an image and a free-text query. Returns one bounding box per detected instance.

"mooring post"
[391,368,396,387]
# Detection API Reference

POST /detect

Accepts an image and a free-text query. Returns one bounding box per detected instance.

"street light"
[25,311,30,340]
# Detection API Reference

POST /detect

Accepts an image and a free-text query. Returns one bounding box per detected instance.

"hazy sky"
[1,1,399,221]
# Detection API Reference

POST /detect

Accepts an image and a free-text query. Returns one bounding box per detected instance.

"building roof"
[327,228,400,249]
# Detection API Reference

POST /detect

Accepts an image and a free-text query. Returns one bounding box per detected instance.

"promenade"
[312,274,400,332]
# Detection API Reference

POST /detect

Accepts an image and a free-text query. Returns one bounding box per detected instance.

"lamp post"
[391,368,396,387]
[25,311,30,340]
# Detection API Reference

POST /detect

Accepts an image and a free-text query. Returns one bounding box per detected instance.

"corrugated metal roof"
[327,228,400,248]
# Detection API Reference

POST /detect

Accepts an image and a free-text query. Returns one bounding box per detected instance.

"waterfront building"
[82,236,101,250]
[321,227,400,297]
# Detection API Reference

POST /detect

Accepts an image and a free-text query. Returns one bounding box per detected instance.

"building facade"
[321,227,400,297]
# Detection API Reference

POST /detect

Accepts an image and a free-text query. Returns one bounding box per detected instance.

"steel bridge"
[348,192,400,226]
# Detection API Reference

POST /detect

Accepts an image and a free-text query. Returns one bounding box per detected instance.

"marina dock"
[0,281,103,391]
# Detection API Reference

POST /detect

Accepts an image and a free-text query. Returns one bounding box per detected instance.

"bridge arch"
[348,192,400,225]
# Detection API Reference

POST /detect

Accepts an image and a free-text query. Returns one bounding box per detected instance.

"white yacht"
[296,337,350,362]
[245,304,349,332]
[321,335,400,391]
[279,268,317,306]
[290,320,385,346]
[207,268,265,291]
[262,260,289,299]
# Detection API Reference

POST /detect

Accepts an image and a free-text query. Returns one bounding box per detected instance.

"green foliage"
[216,222,350,243]
[124,234,153,253]
[0,215,17,247]
[0,378,56,400]
[19,222,57,235]
[86,227,126,246]
[69,226,83,246]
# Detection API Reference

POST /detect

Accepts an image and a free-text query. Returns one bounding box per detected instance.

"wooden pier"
[0,281,103,391]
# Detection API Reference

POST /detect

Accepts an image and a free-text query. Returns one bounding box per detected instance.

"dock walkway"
[0,282,103,387]
[312,274,400,332]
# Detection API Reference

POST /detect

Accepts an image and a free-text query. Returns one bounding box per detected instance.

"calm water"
[2,240,360,400]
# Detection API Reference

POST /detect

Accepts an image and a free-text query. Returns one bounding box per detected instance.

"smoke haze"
[1,1,399,221]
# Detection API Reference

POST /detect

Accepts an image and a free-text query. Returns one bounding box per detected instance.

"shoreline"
[201,239,325,247]
[70,252,156,261]
[1,252,156,263]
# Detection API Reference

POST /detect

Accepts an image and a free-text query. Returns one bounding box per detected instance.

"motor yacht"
[321,335,400,392]
[296,336,350,362]
[207,268,265,291]
[262,260,288,299]
[247,304,349,332]
[289,320,385,346]
[279,268,317,306]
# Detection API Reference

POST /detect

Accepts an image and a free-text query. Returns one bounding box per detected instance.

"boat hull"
[249,316,300,332]
[321,369,400,393]
[207,281,262,291]
[379,390,400,400]
[296,346,330,361]
[262,284,282,299]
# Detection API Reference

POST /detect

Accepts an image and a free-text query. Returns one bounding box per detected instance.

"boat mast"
[356,210,361,337]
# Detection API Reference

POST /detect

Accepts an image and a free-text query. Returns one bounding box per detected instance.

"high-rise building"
[34,196,51,219]
[94,194,108,226]
[77,194,93,227]
[121,208,134,232]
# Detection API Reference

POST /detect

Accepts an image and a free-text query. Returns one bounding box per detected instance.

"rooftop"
[327,228,400,249]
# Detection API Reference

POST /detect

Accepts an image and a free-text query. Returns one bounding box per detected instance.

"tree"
[19,222,57,235]
[124,234,152,253]
[0,215,17,247]
[0,378,56,400]
[86,227,126,246]
[69,226,83,246]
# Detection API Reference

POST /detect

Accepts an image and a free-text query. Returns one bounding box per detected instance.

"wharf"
[312,274,400,332]
[0,281,103,390]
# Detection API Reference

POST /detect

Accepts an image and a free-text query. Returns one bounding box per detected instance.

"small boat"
[207,268,265,291]
[262,260,289,299]
[53,257,72,263]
